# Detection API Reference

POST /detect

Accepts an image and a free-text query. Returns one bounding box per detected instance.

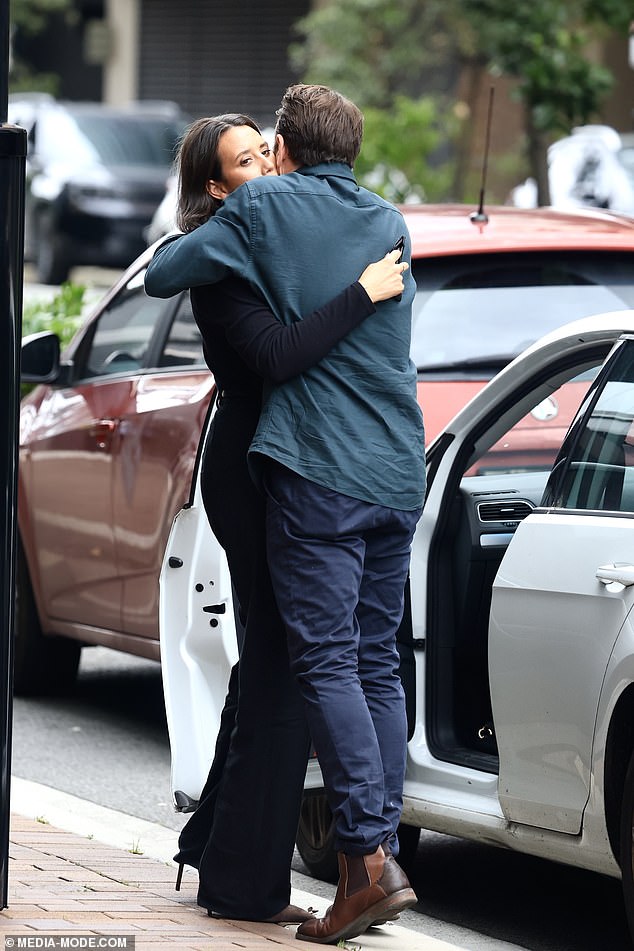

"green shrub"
[22,282,86,349]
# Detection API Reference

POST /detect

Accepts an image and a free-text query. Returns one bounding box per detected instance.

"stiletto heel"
[175,862,184,891]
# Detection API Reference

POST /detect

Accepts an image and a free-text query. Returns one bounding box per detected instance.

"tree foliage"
[461,0,616,135]
[291,0,464,200]
[11,0,71,33]
[10,0,74,93]
[459,0,630,200]
[291,0,457,110]
[356,96,457,203]
[291,0,631,203]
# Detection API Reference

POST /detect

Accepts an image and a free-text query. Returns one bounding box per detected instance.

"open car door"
[159,402,238,811]
[489,335,634,835]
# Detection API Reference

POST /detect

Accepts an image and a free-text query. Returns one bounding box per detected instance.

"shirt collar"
[296,162,357,183]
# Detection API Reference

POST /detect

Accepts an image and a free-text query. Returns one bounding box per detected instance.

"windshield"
[411,251,634,372]
[38,109,185,167]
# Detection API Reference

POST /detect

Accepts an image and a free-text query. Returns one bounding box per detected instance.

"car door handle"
[89,419,117,449]
[596,564,634,588]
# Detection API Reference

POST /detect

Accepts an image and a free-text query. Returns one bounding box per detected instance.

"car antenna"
[470,85,495,231]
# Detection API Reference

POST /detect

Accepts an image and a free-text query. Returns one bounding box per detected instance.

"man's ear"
[206,179,227,201]
[275,134,289,174]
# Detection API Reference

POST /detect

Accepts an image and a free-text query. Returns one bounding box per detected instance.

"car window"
[544,339,634,513]
[466,366,601,477]
[71,114,184,167]
[158,294,205,368]
[36,109,183,168]
[411,251,634,371]
[80,278,166,379]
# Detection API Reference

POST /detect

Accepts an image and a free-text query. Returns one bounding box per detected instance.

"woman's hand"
[358,249,409,303]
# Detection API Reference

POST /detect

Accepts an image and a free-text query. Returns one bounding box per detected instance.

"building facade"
[14,0,310,127]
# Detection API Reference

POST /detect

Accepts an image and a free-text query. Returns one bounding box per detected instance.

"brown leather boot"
[296,844,417,944]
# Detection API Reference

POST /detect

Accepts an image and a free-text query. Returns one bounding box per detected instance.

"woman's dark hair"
[275,84,363,169]
[176,114,261,232]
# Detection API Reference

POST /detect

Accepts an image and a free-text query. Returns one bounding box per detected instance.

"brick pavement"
[1,814,304,950]
[1,813,467,951]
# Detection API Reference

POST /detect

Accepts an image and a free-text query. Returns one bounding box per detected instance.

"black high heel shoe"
[173,849,200,891]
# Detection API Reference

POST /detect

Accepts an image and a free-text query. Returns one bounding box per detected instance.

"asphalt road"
[10,646,633,951]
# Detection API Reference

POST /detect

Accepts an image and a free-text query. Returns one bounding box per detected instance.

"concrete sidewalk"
[1,782,468,951]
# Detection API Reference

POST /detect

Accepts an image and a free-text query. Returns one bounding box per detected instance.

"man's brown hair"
[275,84,363,169]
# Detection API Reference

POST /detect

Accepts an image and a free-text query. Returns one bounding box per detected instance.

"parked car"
[160,307,634,939]
[8,93,188,284]
[143,173,178,245]
[17,204,634,699]
[620,132,634,190]
[509,124,634,216]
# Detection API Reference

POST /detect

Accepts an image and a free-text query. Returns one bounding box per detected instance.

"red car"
[17,204,634,693]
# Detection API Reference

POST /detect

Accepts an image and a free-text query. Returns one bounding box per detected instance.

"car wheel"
[297,792,338,882]
[296,792,420,883]
[36,213,70,285]
[13,544,81,696]
[620,748,634,941]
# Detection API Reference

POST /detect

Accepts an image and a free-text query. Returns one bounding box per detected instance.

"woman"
[168,114,407,923]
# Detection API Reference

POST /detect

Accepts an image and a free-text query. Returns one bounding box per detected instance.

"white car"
[160,308,634,940]
[509,124,634,216]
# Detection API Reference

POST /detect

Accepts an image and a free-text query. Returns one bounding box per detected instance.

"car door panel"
[490,511,634,834]
[21,378,136,631]
[115,370,214,637]
[159,414,239,805]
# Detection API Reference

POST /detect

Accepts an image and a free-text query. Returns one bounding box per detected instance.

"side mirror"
[21,331,61,383]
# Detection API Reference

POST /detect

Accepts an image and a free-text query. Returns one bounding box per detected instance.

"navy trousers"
[263,461,421,856]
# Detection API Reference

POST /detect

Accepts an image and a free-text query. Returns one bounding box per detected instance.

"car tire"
[296,792,338,882]
[14,544,81,696]
[36,213,70,285]
[296,791,420,883]
[620,748,634,941]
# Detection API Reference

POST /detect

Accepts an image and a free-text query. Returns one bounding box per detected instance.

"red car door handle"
[89,419,117,449]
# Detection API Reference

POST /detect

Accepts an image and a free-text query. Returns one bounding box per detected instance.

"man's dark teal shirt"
[145,162,425,511]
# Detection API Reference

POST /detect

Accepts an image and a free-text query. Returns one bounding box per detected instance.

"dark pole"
[0,0,7,113]
[0,0,26,910]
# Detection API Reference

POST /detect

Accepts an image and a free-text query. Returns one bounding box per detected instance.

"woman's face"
[210,125,276,199]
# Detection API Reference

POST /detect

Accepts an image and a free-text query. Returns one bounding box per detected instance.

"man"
[146,84,425,945]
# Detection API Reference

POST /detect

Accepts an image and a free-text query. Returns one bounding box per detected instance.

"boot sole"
[296,887,417,944]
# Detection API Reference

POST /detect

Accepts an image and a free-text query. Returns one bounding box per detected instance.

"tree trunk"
[525,108,550,206]
[451,57,485,203]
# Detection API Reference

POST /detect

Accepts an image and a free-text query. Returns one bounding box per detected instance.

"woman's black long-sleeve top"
[190,276,375,397]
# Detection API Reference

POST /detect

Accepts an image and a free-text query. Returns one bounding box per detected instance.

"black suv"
[8,94,188,284]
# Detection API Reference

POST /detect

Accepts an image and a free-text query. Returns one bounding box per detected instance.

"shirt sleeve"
[215,278,376,384]
[144,186,253,298]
